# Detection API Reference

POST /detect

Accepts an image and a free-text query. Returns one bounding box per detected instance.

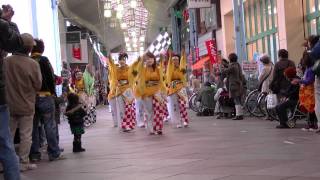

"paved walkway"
[11,108,320,180]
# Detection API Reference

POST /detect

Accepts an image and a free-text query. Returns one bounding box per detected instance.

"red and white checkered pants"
[178,96,189,124]
[152,97,164,132]
[121,102,136,130]
[161,102,169,120]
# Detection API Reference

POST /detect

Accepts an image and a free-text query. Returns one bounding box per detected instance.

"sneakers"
[176,125,183,128]
[49,154,65,162]
[20,163,37,172]
[183,122,189,128]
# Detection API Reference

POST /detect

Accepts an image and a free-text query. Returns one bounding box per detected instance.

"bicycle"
[245,89,265,117]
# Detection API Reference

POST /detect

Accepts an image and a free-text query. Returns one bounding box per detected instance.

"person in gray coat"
[222,53,245,120]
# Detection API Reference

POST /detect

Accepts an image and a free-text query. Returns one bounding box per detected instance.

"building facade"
[218,0,310,64]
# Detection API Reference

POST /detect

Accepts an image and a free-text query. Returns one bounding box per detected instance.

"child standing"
[65,93,86,153]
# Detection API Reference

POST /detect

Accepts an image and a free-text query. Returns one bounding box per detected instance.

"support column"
[189,9,197,63]
[170,7,181,54]
[232,0,247,63]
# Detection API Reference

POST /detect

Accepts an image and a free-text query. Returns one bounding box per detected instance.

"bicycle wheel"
[257,93,267,116]
[245,89,264,117]
[188,93,200,112]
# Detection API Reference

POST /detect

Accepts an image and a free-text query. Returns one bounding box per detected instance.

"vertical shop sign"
[205,39,217,64]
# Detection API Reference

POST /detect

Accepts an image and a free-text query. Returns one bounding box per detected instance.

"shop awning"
[192,56,210,70]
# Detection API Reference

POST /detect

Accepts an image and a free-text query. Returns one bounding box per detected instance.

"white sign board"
[188,0,211,9]
[242,61,258,73]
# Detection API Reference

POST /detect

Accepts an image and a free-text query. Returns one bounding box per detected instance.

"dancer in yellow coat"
[133,52,166,135]
[107,53,135,132]
[166,49,189,128]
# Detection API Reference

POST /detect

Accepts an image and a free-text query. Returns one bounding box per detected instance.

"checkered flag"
[148,31,171,57]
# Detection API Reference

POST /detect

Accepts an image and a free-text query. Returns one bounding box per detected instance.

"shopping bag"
[266,94,278,109]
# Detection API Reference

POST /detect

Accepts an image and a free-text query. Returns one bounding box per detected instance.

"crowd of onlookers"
[0,4,98,180]
[194,35,320,132]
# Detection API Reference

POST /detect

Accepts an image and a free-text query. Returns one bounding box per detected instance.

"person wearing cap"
[275,67,300,129]
[166,50,189,128]
[108,53,136,132]
[4,33,42,172]
[29,39,64,162]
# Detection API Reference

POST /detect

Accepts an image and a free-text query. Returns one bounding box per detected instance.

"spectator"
[4,33,42,171]
[222,53,245,120]
[0,6,23,180]
[309,34,320,133]
[65,93,86,153]
[275,67,300,129]
[258,55,273,93]
[196,82,215,116]
[214,58,229,88]
[214,78,234,119]
[270,49,295,96]
[29,39,63,162]
[295,39,318,131]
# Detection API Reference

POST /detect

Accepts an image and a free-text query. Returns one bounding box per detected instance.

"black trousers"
[275,100,297,126]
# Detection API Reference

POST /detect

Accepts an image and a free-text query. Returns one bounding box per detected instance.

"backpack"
[218,88,234,107]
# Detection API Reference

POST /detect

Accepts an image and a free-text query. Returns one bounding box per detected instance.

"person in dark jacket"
[0,7,22,180]
[196,82,215,116]
[222,53,245,120]
[270,49,295,96]
[29,39,63,162]
[275,67,300,129]
[65,93,86,153]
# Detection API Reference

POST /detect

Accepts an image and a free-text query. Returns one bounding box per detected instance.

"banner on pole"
[205,39,217,64]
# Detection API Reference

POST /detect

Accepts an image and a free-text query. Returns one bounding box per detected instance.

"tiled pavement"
[9,107,320,180]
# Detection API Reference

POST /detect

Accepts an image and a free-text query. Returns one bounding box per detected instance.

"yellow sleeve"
[159,56,166,93]
[179,51,187,86]
[107,56,118,98]
[128,57,142,87]
[166,54,174,86]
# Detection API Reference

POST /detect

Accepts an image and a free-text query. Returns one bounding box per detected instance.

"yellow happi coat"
[166,52,187,96]
[107,58,131,100]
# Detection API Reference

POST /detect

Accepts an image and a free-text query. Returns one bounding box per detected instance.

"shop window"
[305,0,320,36]
[244,0,278,62]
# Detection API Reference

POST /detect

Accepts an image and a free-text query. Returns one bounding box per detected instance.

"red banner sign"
[72,44,81,60]
[195,47,200,61]
[205,39,217,64]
